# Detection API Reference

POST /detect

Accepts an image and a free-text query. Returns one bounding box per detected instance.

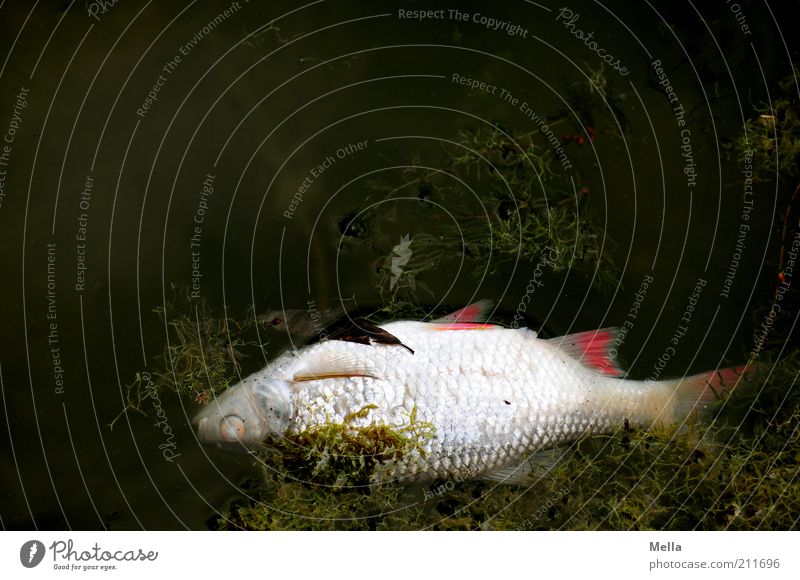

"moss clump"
[139,293,798,531]
[267,405,435,488]
[150,304,252,405]
[216,405,435,531]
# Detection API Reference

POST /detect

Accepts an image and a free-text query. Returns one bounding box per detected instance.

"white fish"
[193,302,750,483]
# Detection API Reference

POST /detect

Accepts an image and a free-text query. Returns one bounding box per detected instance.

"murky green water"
[1,0,797,530]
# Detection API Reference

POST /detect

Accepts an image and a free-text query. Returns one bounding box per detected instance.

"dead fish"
[194,301,757,483]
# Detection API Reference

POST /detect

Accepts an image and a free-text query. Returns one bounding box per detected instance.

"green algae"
[731,66,800,182]
[150,303,249,404]
[142,285,799,530]
[560,61,629,135]
[218,470,410,531]
[128,286,799,530]
[132,288,799,530]
[91,10,800,532]
[218,345,799,530]
[217,405,436,530]
[357,123,619,302]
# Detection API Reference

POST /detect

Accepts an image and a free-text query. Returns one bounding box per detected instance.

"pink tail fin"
[673,361,768,420]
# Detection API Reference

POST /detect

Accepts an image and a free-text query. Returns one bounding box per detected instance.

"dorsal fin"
[481,447,567,485]
[432,300,494,324]
[324,317,414,354]
[548,327,625,377]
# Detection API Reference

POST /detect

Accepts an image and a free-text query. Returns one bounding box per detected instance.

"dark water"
[0,0,797,529]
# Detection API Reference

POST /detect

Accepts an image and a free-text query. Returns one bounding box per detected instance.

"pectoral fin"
[548,327,626,377]
[292,352,380,382]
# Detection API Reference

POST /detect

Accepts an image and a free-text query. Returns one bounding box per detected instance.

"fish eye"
[220,414,246,443]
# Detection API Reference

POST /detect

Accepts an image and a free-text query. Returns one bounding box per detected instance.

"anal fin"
[481,448,566,485]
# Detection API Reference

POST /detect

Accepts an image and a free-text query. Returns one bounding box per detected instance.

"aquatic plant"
[556,61,630,138]
[731,66,800,182]
[363,124,619,303]
[138,288,798,530]
[103,26,799,532]
[219,471,409,531]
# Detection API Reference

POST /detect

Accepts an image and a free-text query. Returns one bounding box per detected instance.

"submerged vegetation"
[732,65,800,182]
[266,405,435,488]
[351,120,619,303]
[121,294,429,419]
[120,294,264,418]
[333,65,629,305]
[211,240,800,530]
[217,347,799,530]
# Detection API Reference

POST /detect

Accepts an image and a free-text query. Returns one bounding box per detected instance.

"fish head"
[192,375,294,449]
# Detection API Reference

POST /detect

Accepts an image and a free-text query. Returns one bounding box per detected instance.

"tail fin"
[672,361,768,420]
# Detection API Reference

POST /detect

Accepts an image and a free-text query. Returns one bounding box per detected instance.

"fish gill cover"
[1,0,798,534]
